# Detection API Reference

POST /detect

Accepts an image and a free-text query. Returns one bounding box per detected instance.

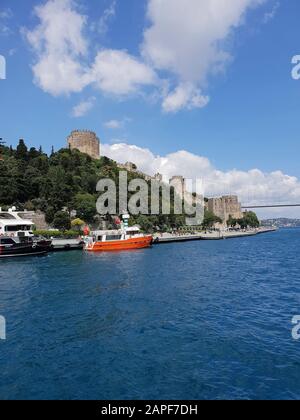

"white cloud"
[162,83,210,113]
[90,49,156,96]
[263,1,280,24]
[101,142,300,218]
[0,9,13,19]
[24,0,269,112]
[104,120,123,129]
[24,0,157,99]
[71,96,96,117]
[0,7,13,36]
[98,1,116,35]
[8,48,17,57]
[142,0,266,111]
[24,0,89,96]
[104,117,132,130]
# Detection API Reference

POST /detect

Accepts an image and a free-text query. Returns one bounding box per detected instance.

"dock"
[153,234,203,244]
[153,227,277,244]
[51,239,85,252]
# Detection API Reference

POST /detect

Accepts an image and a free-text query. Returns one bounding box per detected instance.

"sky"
[1,0,300,218]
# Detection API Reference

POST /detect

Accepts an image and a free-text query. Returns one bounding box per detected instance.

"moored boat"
[0,236,52,258]
[85,226,153,252]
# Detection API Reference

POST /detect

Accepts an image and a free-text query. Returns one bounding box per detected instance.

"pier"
[51,239,85,252]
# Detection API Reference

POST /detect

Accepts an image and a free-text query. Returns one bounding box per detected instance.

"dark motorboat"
[0,236,52,258]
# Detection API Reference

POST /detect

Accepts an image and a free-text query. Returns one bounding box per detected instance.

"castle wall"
[207,195,243,223]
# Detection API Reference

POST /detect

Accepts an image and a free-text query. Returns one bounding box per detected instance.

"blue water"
[0,229,300,400]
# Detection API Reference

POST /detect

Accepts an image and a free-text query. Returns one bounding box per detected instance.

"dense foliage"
[202,210,222,229]
[0,140,188,231]
[1,140,258,232]
[227,211,260,228]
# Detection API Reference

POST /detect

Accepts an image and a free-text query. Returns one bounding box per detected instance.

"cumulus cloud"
[162,83,210,113]
[97,1,116,35]
[71,96,96,117]
[23,0,89,96]
[0,7,13,36]
[90,49,156,96]
[24,0,269,112]
[263,1,280,23]
[24,0,156,99]
[101,142,300,217]
[104,120,122,130]
[104,118,132,129]
[142,0,266,111]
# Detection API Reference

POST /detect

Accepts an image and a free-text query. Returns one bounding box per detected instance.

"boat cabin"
[0,208,35,238]
[91,226,143,243]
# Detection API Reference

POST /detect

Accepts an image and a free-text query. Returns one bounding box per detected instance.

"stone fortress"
[207,195,243,224]
[67,130,100,160]
[167,176,243,224]
[66,130,243,225]
[117,161,163,183]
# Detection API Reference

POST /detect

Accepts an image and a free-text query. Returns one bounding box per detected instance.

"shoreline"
[153,227,277,244]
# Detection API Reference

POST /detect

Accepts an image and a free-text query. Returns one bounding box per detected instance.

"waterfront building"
[207,195,243,224]
[67,130,100,160]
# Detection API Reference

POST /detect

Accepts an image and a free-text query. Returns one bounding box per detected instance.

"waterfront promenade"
[153,227,277,243]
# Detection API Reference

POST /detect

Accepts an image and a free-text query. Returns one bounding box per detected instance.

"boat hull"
[0,241,51,259]
[86,236,153,252]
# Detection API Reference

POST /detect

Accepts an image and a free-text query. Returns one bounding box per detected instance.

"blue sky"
[1,0,300,215]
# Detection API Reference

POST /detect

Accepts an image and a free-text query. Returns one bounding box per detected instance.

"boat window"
[0,213,15,220]
[19,237,32,244]
[97,236,103,241]
[5,225,32,232]
[0,238,15,245]
[106,235,122,241]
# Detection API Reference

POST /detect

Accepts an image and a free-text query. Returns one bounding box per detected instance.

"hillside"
[0,139,187,231]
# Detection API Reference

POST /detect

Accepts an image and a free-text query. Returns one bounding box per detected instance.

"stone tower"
[67,130,100,159]
[207,195,243,224]
[169,176,186,198]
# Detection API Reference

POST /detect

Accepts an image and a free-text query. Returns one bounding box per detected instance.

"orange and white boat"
[85,226,153,252]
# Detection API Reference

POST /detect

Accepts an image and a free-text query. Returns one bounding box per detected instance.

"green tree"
[202,210,222,229]
[15,139,28,160]
[71,218,85,231]
[241,211,260,228]
[73,193,96,223]
[52,211,71,231]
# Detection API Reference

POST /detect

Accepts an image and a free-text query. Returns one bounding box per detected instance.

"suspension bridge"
[242,204,300,209]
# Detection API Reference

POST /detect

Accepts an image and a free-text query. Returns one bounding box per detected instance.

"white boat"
[0,207,35,238]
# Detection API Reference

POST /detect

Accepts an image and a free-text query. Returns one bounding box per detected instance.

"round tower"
[67,130,100,159]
